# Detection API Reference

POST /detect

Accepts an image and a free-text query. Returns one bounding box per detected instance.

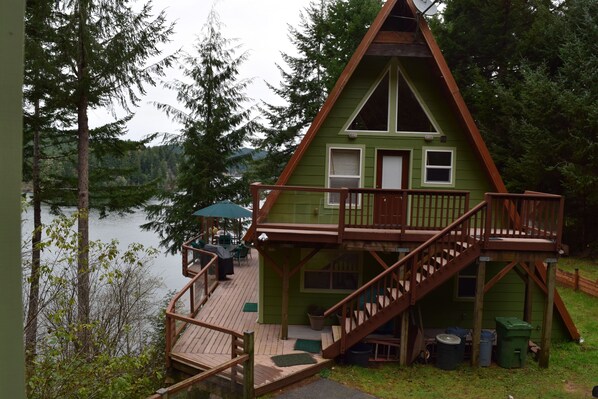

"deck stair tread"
[443,249,461,257]
[364,302,379,316]
[432,256,448,267]
[354,310,368,325]
[321,332,334,349]
[386,287,403,301]
[332,325,342,342]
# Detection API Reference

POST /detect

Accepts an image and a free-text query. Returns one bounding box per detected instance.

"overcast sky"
[89,0,314,142]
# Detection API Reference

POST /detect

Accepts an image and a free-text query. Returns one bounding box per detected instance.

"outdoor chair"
[218,234,232,247]
[231,244,250,265]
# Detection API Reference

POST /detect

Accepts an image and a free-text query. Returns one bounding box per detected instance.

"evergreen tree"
[252,0,381,183]
[432,0,598,253]
[46,0,174,355]
[22,0,73,368]
[143,9,258,254]
[430,0,559,172]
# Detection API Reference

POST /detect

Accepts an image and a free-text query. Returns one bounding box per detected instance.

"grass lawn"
[558,257,598,281]
[321,285,598,399]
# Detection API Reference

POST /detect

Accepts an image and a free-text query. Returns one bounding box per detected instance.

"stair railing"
[324,200,489,353]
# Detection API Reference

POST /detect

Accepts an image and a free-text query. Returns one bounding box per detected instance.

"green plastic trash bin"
[495,317,532,368]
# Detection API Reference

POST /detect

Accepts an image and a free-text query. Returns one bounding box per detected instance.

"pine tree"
[143,9,258,254]
[251,0,381,183]
[47,0,174,355]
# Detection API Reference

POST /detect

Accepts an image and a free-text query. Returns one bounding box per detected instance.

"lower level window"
[303,252,359,292]
[456,264,476,299]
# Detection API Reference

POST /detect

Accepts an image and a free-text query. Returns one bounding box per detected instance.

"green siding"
[418,261,568,342]
[258,248,350,325]
[257,54,574,341]
[270,55,494,221]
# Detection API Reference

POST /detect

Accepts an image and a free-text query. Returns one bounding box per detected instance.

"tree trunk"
[76,0,91,357]
[25,99,42,368]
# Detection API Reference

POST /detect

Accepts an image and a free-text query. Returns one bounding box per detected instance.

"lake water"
[21,205,188,300]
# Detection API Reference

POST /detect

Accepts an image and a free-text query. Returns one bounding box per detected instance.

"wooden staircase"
[321,201,488,359]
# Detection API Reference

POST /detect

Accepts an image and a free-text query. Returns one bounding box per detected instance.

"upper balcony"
[249,183,564,255]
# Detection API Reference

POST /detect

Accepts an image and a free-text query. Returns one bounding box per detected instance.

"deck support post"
[281,257,290,340]
[539,260,557,368]
[243,331,255,399]
[524,262,535,323]
[399,310,409,366]
[471,258,487,367]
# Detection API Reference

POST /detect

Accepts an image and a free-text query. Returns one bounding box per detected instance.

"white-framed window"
[327,147,362,206]
[342,59,440,137]
[302,251,360,293]
[423,148,454,185]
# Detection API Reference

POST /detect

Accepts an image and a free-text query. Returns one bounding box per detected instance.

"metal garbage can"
[446,326,468,362]
[345,342,372,367]
[479,330,495,367]
[495,317,532,368]
[436,334,461,370]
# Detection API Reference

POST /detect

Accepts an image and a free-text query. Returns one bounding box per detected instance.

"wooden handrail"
[323,200,489,318]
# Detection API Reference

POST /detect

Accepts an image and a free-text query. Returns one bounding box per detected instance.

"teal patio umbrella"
[193,201,252,244]
[192,200,251,219]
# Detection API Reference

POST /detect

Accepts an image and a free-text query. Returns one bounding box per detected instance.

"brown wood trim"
[376,150,410,189]
[255,0,398,220]
[254,360,334,397]
[255,246,283,278]
[366,43,431,57]
[290,247,322,277]
[369,250,389,269]
[535,261,580,340]
[409,0,507,194]
[373,31,416,44]
[483,260,517,294]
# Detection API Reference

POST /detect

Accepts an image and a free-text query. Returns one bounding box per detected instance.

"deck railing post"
[409,256,418,305]
[182,247,188,277]
[243,331,255,399]
[483,194,492,245]
[401,191,408,235]
[338,189,347,243]
[251,182,261,225]
[190,283,195,315]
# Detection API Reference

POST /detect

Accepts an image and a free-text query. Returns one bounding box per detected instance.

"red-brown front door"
[374,150,410,227]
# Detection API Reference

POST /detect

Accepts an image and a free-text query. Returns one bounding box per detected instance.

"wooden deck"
[170,249,333,396]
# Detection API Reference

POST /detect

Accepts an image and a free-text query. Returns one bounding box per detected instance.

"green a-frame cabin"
[246,0,579,367]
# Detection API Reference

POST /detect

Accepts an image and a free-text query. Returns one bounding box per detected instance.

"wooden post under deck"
[399,310,409,366]
[243,331,255,399]
[471,258,487,367]
[524,262,535,323]
[281,257,290,340]
[539,260,557,368]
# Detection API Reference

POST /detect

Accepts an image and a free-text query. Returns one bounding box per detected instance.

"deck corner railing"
[156,239,255,399]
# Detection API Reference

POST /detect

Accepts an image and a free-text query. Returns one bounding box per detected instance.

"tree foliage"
[144,9,258,254]
[21,213,165,398]
[251,0,382,183]
[433,0,598,253]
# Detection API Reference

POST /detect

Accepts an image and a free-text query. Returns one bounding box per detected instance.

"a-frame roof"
[250,0,579,341]
[271,0,507,195]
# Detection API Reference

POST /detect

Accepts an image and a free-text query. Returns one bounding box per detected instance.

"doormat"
[271,353,317,367]
[242,302,257,312]
[294,339,322,354]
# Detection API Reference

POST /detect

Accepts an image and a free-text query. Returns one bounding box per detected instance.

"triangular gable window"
[348,72,389,131]
[397,71,435,133]
[344,61,439,135]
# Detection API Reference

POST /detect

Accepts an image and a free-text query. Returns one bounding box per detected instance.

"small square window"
[423,149,454,185]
